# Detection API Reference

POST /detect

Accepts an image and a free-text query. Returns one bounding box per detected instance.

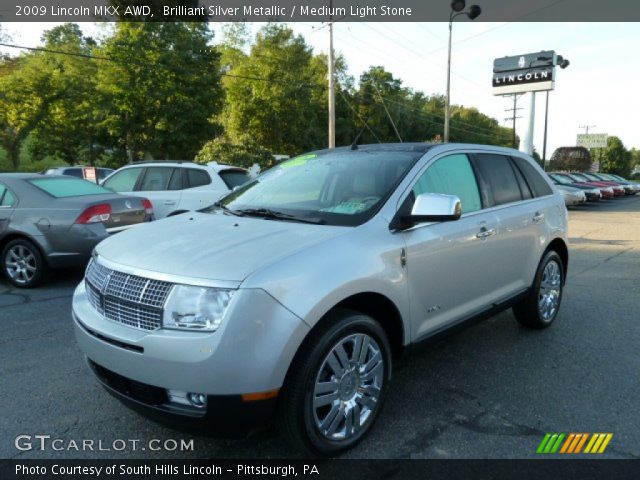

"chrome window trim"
[391,147,555,218]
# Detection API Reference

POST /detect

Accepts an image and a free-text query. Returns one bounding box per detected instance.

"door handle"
[164,200,176,205]
[533,212,545,223]
[476,227,496,239]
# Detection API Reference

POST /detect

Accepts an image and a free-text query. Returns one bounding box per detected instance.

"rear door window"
[473,154,523,207]
[103,167,143,192]
[186,169,212,188]
[218,169,250,189]
[168,168,184,190]
[512,157,554,198]
[0,183,16,207]
[139,167,174,191]
[413,153,482,214]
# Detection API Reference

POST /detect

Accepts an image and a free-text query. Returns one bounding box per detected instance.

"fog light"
[188,393,207,408]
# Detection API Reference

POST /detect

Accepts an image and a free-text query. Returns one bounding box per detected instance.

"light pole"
[444,0,481,143]
[542,55,569,168]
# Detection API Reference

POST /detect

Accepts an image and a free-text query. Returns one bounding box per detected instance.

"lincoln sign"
[493,51,556,95]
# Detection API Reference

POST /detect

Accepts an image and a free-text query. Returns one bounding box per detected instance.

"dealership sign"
[577,133,608,148]
[493,51,556,95]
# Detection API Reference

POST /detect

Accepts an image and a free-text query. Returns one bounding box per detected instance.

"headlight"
[162,285,234,332]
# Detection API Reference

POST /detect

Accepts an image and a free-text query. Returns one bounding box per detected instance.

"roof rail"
[127,160,197,165]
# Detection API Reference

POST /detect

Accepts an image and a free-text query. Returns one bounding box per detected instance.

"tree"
[0,51,67,169]
[96,22,223,161]
[195,134,275,170]
[549,147,592,171]
[221,24,327,155]
[592,136,631,177]
[27,24,105,166]
[347,66,513,147]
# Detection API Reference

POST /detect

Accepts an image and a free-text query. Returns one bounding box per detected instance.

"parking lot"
[1,195,639,460]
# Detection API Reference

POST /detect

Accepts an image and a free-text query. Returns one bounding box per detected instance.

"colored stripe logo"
[537,433,613,454]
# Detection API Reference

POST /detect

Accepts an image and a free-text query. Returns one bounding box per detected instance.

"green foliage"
[97,22,223,161]
[591,136,632,177]
[339,66,513,147]
[221,24,327,156]
[0,21,529,172]
[27,24,103,166]
[195,135,275,170]
[0,49,67,170]
[549,147,592,171]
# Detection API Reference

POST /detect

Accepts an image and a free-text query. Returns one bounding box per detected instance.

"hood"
[95,211,349,283]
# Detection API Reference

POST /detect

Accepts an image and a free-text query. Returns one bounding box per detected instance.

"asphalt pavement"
[1,195,639,459]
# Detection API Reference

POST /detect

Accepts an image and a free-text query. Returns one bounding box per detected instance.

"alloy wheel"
[312,333,384,441]
[5,245,37,285]
[538,259,562,321]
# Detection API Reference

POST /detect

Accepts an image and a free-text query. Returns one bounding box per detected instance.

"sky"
[2,21,638,156]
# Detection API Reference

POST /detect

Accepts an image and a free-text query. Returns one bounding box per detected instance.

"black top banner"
[1,0,638,22]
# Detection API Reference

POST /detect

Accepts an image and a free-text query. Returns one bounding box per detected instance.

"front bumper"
[87,359,276,435]
[73,281,310,432]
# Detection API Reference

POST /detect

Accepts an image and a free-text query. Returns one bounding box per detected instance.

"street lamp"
[542,54,570,168]
[444,0,481,143]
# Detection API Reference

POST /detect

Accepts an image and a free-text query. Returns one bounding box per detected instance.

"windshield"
[570,173,590,182]
[208,149,422,226]
[550,174,573,185]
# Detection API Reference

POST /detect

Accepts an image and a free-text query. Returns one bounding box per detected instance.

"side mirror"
[402,193,462,226]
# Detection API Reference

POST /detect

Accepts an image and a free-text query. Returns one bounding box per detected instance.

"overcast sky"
[2,21,638,155]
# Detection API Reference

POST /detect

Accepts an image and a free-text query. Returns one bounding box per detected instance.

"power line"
[0,41,325,89]
[1,40,507,143]
[337,89,382,143]
[370,82,402,142]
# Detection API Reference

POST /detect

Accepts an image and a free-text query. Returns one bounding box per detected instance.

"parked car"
[569,172,625,196]
[73,144,569,455]
[550,172,614,199]
[547,173,601,201]
[589,173,639,195]
[608,174,640,193]
[101,161,251,219]
[0,174,153,288]
[44,166,115,183]
[556,185,587,206]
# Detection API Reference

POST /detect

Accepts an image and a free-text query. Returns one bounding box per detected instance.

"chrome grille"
[84,259,173,331]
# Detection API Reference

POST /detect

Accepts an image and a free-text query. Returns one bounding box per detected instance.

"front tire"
[513,250,564,329]
[2,238,48,288]
[277,309,392,456]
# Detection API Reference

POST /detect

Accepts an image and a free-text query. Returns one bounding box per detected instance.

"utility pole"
[579,124,596,134]
[542,91,550,167]
[327,0,336,149]
[504,94,522,149]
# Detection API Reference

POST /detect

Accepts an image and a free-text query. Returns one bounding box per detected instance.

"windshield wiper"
[213,201,245,216]
[235,208,325,224]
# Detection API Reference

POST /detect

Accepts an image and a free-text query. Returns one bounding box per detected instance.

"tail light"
[76,204,112,224]
[141,198,153,215]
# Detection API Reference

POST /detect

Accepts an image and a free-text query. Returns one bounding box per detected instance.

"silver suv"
[72,143,568,455]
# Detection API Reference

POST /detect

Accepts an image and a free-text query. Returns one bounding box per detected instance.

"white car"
[101,161,250,218]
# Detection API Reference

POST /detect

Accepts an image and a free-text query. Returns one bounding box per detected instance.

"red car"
[551,172,615,199]
[570,172,625,196]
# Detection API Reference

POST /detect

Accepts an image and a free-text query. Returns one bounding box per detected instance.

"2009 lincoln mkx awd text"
[72,143,568,456]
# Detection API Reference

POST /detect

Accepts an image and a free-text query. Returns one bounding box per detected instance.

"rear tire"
[2,238,49,288]
[277,309,392,456]
[513,250,564,329]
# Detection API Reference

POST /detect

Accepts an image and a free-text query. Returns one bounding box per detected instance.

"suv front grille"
[85,259,173,331]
